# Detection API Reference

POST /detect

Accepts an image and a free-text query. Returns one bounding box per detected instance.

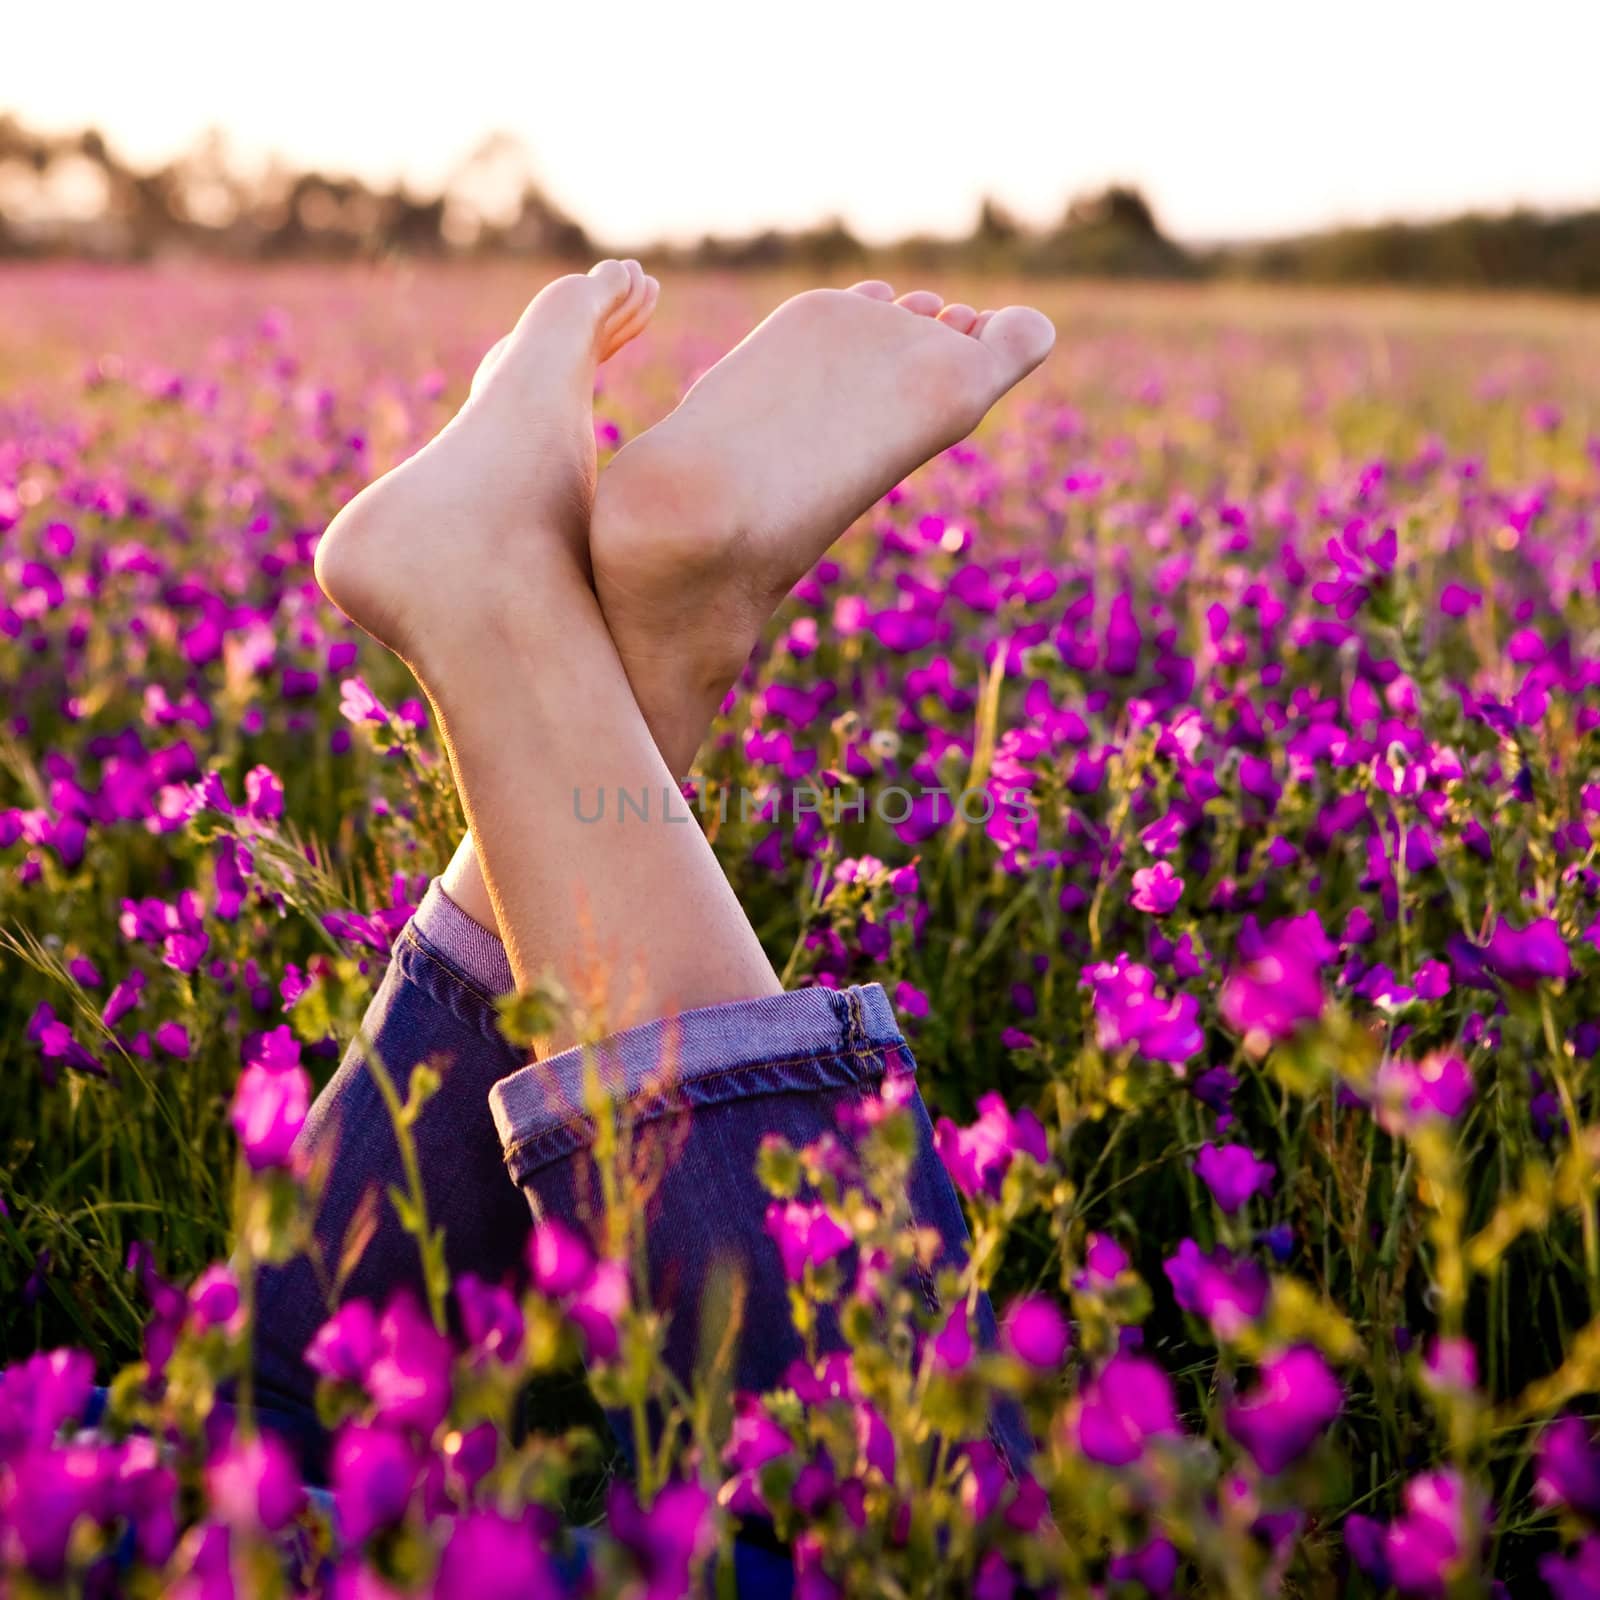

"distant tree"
[1025,184,1195,279]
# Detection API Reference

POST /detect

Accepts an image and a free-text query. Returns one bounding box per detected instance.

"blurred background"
[4,0,1599,291]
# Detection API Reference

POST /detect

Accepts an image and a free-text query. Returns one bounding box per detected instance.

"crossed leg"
[431,277,1056,970]
[263,264,1054,1485]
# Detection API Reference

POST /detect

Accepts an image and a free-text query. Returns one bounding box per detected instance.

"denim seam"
[399,930,509,1044]
[499,1042,910,1168]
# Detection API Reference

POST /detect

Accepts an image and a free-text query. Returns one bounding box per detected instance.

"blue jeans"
[254,881,1025,1527]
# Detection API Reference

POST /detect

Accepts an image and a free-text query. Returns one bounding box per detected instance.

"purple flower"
[205,1428,304,1532]
[306,1301,382,1386]
[893,980,930,1019]
[1002,1295,1070,1369]
[1384,1470,1482,1597]
[365,1293,452,1434]
[1542,1536,1600,1600]
[1083,955,1203,1070]
[1074,1232,1130,1292]
[1075,1355,1182,1466]
[229,1058,309,1169]
[568,1258,629,1362]
[933,1305,975,1372]
[766,1200,852,1281]
[338,676,388,725]
[0,1348,94,1451]
[1130,862,1183,915]
[1538,1416,1600,1519]
[103,968,147,1027]
[1219,913,1330,1048]
[934,1092,1050,1200]
[434,1511,561,1600]
[1109,1538,1179,1595]
[1164,1239,1269,1339]
[154,1020,191,1058]
[187,1264,241,1333]
[528,1219,592,1298]
[1374,1052,1473,1135]
[1483,915,1574,987]
[0,1442,114,1578]
[1226,1347,1342,1474]
[606,1478,716,1597]
[456,1274,524,1366]
[331,1421,421,1544]
[1193,1142,1276,1213]
[243,764,284,821]
[1421,1336,1479,1397]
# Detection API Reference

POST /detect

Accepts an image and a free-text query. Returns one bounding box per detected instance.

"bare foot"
[589,280,1055,775]
[314,260,659,674]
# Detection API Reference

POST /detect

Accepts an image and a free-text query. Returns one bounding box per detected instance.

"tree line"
[3,117,1597,293]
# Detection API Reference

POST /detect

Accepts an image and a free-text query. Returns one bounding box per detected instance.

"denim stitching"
[398,932,513,1048]
[403,926,502,1007]
[499,1043,913,1168]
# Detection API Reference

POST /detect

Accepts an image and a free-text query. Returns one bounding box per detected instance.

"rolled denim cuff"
[488,982,909,1185]
[409,878,515,998]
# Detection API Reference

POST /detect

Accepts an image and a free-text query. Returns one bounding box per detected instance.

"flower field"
[4,262,1600,1594]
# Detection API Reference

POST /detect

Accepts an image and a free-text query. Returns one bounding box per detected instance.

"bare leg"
[316,262,778,1044]
[442,279,1056,932]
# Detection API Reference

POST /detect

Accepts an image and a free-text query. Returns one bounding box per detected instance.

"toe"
[937,303,978,334]
[587,258,634,310]
[602,274,660,359]
[896,289,944,317]
[847,280,897,301]
[970,309,996,337]
[974,306,1056,380]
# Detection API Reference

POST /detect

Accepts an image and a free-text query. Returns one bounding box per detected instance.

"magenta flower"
[1226,1347,1342,1473]
[567,1258,629,1362]
[0,1442,115,1579]
[1537,1416,1600,1519]
[187,1264,242,1334]
[205,1429,304,1532]
[528,1219,592,1298]
[765,1200,852,1281]
[1542,1536,1600,1600]
[1421,1336,1479,1397]
[229,1057,309,1170]
[1164,1239,1269,1339]
[934,1092,1049,1199]
[306,1301,381,1385]
[456,1274,524,1366]
[1002,1295,1070,1369]
[933,1304,975,1372]
[1109,1538,1179,1595]
[243,764,285,821]
[1483,915,1574,987]
[434,1511,560,1600]
[606,1478,716,1597]
[1384,1470,1482,1597]
[1083,955,1203,1069]
[331,1421,422,1544]
[102,968,147,1027]
[1312,519,1397,618]
[0,1348,94,1450]
[1219,913,1331,1047]
[1130,862,1183,915]
[364,1293,452,1434]
[1193,1142,1276,1213]
[1074,1232,1130,1292]
[338,676,388,725]
[1075,1355,1182,1466]
[724,1396,793,1476]
[1373,1052,1473,1135]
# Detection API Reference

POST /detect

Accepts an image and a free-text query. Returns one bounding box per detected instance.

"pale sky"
[5,0,1599,245]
